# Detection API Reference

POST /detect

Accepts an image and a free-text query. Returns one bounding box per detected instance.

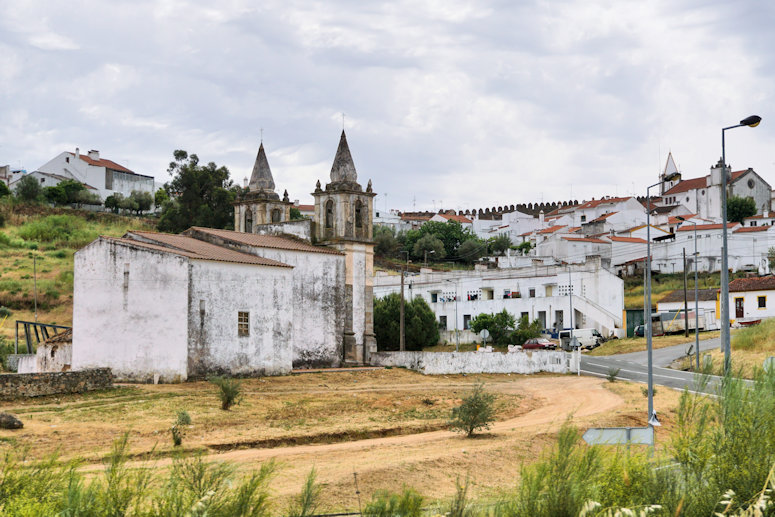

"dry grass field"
[0,369,684,512]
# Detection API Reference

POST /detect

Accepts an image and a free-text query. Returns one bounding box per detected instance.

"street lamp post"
[445,279,460,352]
[646,172,681,425]
[677,216,700,371]
[720,115,762,374]
[400,250,409,352]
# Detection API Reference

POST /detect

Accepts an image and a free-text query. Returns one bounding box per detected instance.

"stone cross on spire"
[249,142,276,192]
[330,130,358,185]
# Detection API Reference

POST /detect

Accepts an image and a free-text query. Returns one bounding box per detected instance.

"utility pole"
[33,255,38,322]
[683,248,689,337]
[399,251,408,351]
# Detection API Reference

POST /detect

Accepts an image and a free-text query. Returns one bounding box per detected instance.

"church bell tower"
[312,131,377,364]
[233,142,292,232]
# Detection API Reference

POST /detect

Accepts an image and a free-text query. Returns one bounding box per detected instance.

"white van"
[559,328,602,351]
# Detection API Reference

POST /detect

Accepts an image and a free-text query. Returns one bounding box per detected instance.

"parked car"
[559,328,602,350]
[522,337,557,350]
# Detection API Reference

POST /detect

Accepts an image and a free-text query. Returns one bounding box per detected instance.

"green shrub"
[374,293,439,351]
[209,376,242,410]
[170,411,192,447]
[606,367,620,382]
[363,488,424,517]
[449,383,496,437]
[287,468,322,517]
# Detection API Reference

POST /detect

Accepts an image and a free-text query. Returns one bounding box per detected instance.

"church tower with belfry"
[233,141,292,232]
[312,130,377,364]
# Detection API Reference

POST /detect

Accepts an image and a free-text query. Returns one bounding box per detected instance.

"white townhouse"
[373,257,624,343]
[728,276,775,323]
[36,148,155,201]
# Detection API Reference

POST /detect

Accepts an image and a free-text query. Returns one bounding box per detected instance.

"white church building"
[71,132,377,382]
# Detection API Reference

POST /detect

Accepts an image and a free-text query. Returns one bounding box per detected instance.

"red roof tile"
[729,276,775,292]
[185,227,344,255]
[676,223,740,232]
[734,226,771,233]
[537,225,566,234]
[664,170,750,196]
[588,211,617,223]
[576,197,632,210]
[69,152,145,176]
[436,213,473,224]
[608,236,648,244]
[561,237,609,244]
[296,204,315,211]
[668,214,697,225]
[108,233,292,268]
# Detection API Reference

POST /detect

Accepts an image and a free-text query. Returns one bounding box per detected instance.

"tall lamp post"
[445,279,460,352]
[646,172,681,425]
[720,115,762,374]
[400,250,409,351]
[676,216,700,371]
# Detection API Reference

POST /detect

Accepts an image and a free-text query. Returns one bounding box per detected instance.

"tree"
[105,193,124,214]
[412,234,446,261]
[74,190,102,207]
[513,315,544,344]
[515,241,533,256]
[449,383,496,437]
[489,234,512,256]
[727,196,756,223]
[374,225,400,258]
[154,188,169,208]
[402,220,477,259]
[374,293,439,351]
[456,239,484,264]
[0,181,10,197]
[14,175,43,202]
[157,150,238,233]
[290,207,303,220]
[129,190,153,214]
[470,309,516,345]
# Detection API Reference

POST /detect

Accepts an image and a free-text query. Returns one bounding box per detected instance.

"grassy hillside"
[0,202,154,341]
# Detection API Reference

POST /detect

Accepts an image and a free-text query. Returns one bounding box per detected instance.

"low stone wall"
[370,350,573,375]
[0,369,113,399]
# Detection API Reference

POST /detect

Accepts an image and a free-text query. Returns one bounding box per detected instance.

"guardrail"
[14,320,71,354]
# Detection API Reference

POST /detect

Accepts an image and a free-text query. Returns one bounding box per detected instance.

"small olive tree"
[449,383,496,437]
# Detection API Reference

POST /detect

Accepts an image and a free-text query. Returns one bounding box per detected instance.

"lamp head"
[675,216,686,222]
[664,172,681,182]
[740,115,762,127]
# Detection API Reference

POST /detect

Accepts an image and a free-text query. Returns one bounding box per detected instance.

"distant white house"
[429,212,474,231]
[728,276,775,323]
[36,148,155,201]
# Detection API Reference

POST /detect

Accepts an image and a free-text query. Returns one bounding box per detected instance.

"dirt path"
[118,375,623,509]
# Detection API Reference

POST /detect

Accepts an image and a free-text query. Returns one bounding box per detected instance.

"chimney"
[88,149,100,160]
[243,177,248,188]
[75,147,80,158]
[539,209,545,225]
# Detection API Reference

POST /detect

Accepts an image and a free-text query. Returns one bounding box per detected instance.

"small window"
[748,179,755,189]
[245,209,253,233]
[580,215,586,223]
[238,311,249,336]
[521,312,529,320]
[463,315,471,330]
[66,157,69,163]
[751,221,757,227]
[325,200,334,228]
[431,292,438,303]
[529,288,536,298]
[758,296,766,309]
[355,200,363,228]
[439,315,447,330]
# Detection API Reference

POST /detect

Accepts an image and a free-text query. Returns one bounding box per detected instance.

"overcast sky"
[1,0,773,212]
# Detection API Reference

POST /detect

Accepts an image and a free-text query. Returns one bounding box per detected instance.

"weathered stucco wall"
[187,260,294,377]
[0,368,112,399]
[369,350,570,375]
[253,220,313,241]
[71,239,190,382]
[35,342,72,372]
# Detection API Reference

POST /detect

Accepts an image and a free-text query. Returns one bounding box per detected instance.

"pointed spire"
[663,151,678,177]
[249,142,275,192]
[330,130,358,184]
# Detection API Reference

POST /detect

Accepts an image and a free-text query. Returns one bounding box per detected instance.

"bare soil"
[0,369,683,512]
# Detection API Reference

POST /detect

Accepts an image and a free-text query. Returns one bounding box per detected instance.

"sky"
[1,0,773,213]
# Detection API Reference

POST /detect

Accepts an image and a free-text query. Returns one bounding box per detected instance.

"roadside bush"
[287,468,322,517]
[363,488,424,517]
[449,383,496,437]
[209,376,242,410]
[470,309,515,346]
[170,410,192,447]
[374,293,439,351]
[512,314,543,345]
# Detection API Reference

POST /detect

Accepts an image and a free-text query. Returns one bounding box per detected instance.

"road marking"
[584,363,692,381]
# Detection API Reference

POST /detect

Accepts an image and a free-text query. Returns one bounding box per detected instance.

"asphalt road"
[579,336,724,395]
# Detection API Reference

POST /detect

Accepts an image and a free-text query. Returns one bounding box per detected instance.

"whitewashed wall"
[370,350,571,374]
[72,239,190,382]
[187,261,294,377]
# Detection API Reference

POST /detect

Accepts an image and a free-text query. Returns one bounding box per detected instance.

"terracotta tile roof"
[566,226,581,233]
[400,213,433,221]
[608,236,648,244]
[185,227,344,255]
[436,213,473,224]
[676,223,740,232]
[664,170,749,196]
[576,197,632,210]
[537,225,566,234]
[117,232,292,267]
[519,230,534,237]
[734,226,771,233]
[659,288,718,303]
[588,211,617,223]
[561,236,609,244]
[296,204,315,211]
[729,276,775,293]
[744,213,775,220]
[69,152,152,178]
[668,214,697,224]
[653,205,681,214]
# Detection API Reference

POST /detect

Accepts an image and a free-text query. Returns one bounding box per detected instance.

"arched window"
[325,200,334,228]
[355,200,363,228]
[244,208,253,233]
[271,208,281,223]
